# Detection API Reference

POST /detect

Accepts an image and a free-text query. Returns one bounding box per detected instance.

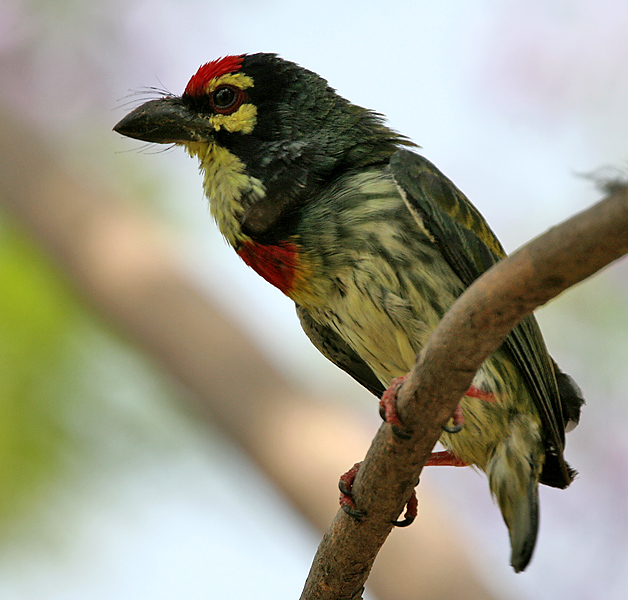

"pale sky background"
[1,1,628,599]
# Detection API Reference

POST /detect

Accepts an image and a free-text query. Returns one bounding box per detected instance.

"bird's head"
[114,53,411,245]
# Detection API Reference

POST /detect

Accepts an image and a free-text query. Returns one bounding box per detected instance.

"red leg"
[466,385,495,402]
[425,450,468,467]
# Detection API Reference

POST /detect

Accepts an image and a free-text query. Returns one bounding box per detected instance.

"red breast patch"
[237,240,300,296]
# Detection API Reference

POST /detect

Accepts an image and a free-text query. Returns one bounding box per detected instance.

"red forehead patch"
[184,55,245,97]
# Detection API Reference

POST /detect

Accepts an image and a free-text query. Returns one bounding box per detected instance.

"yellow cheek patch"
[205,72,254,92]
[209,103,257,134]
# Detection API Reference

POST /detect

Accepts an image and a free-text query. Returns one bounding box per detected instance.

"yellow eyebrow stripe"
[205,72,254,93]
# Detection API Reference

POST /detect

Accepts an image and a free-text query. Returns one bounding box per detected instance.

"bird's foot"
[443,385,495,433]
[339,461,418,527]
[379,375,412,439]
[380,378,495,436]
[339,462,367,520]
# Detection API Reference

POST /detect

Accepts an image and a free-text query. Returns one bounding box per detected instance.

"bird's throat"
[186,141,265,246]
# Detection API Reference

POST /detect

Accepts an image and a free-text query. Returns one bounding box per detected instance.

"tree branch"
[300,185,628,600]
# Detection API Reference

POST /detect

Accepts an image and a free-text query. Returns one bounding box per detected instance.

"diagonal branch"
[300,184,628,600]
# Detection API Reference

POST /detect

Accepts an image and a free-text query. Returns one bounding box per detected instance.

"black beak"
[113,97,213,144]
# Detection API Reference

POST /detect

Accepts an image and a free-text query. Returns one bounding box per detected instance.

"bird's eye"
[210,85,244,114]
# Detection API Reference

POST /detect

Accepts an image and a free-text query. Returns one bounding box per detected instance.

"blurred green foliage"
[0,209,210,545]
[0,217,83,526]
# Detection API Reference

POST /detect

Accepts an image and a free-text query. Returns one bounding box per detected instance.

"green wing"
[390,149,573,488]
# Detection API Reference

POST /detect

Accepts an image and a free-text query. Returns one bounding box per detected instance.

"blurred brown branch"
[300,181,628,600]
[0,104,502,600]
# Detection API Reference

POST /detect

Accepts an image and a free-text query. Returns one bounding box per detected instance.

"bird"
[114,53,584,572]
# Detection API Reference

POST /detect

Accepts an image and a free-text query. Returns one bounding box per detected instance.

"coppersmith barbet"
[114,53,584,572]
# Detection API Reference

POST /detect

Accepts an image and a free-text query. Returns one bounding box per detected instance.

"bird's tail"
[486,414,544,572]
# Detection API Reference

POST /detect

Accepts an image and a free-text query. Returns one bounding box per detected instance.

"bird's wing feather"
[296,305,386,398]
[390,149,572,487]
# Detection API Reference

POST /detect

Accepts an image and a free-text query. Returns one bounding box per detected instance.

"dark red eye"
[210,85,245,114]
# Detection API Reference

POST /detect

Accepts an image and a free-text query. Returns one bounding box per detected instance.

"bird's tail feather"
[507,480,539,572]
[486,415,543,572]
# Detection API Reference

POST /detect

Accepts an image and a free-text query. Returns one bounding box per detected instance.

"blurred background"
[0,0,627,598]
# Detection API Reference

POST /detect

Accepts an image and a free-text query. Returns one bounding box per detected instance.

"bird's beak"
[113,97,213,144]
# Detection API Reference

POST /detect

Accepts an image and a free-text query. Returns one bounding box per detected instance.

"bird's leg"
[424,450,468,467]
[339,461,418,526]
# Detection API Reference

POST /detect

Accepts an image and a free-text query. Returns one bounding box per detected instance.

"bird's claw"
[391,489,419,527]
[442,422,464,434]
[442,404,465,433]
